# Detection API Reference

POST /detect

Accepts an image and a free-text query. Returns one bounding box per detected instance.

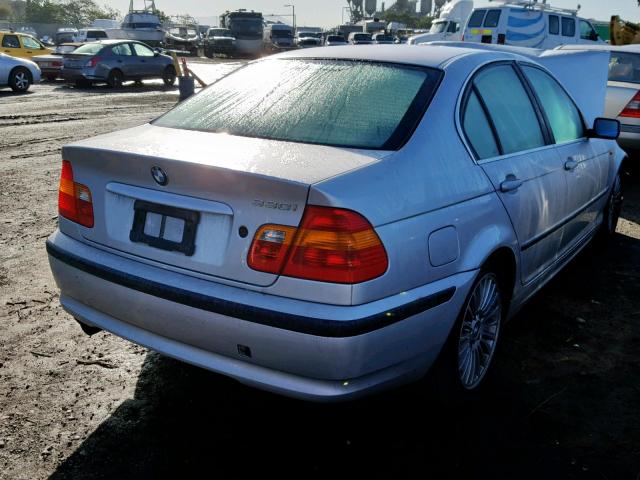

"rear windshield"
[609,52,640,84]
[154,59,441,149]
[88,31,107,38]
[375,35,394,42]
[71,43,104,55]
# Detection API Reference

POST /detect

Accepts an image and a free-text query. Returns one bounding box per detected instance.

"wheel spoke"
[457,273,502,389]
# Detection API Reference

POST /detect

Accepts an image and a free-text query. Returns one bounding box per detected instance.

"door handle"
[500,176,523,193]
[564,159,578,171]
[117,59,123,63]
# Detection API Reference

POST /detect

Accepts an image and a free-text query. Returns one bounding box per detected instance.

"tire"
[162,65,176,86]
[9,67,32,92]
[74,79,90,88]
[45,75,57,82]
[430,263,506,402]
[205,48,214,59]
[106,69,124,88]
[601,172,623,238]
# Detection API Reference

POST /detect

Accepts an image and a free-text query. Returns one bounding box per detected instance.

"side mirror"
[589,117,620,140]
[153,48,161,56]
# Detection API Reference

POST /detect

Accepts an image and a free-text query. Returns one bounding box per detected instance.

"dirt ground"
[1,61,639,479]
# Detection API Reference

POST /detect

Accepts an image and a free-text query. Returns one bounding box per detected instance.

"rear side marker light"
[620,91,640,118]
[247,206,388,284]
[58,160,94,228]
[247,225,297,274]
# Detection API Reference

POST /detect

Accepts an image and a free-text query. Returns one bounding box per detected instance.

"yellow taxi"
[0,30,53,59]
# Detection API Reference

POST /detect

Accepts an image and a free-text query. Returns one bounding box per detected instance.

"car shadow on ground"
[48,178,640,480]
[0,89,35,97]
[51,82,179,95]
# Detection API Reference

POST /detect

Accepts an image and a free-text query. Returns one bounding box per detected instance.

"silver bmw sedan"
[47,45,626,401]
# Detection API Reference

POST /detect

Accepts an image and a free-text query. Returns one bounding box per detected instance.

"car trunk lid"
[62,124,387,287]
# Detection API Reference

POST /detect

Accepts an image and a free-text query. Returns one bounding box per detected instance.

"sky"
[100,0,640,28]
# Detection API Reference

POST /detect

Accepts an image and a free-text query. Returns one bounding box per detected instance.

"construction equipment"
[610,15,640,45]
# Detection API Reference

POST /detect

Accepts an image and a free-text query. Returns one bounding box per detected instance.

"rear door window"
[462,90,500,159]
[549,15,559,35]
[468,10,486,28]
[471,64,545,155]
[484,10,501,28]
[111,43,133,56]
[2,34,20,48]
[562,17,575,37]
[522,65,584,143]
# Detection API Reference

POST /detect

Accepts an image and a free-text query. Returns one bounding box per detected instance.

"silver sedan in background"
[559,44,640,157]
[0,52,40,92]
[61,39,177,88]
[47,45,625,401]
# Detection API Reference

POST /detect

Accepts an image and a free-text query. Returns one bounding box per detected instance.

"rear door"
[131,42,158,77]
[520,64,611,252]
[461,62,570,284]
[2,33,22,57]
[110,43,136,77]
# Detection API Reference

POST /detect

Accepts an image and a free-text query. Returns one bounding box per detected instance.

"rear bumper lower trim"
[46,240,455,338]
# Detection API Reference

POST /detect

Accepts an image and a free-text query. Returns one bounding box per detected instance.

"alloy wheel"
[457,273,502,390]
[14,71,29,91]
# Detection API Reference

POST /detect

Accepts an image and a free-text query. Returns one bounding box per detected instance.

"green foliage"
[9,0,119,25]
[381,11,433,29]
[0,4,11,19]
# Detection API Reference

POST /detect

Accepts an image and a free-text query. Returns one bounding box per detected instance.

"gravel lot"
[1,59,639,479]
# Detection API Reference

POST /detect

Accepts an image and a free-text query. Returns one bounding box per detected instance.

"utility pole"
[284,4,296,31]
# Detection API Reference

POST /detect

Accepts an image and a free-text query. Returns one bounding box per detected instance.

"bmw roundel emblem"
[151,166,168,186]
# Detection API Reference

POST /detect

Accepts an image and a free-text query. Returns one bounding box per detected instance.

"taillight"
[58,160,94,228]
[620,91,640,118]
[85,57,100,68]
[247,206,388,284]
[52,61,62,67]
[247,224,297,274]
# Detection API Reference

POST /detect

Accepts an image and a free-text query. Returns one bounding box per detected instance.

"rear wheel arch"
[481,246,517,309]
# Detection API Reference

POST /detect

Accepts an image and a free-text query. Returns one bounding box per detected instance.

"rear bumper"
[61,68,103,82]
[46,230,474,401]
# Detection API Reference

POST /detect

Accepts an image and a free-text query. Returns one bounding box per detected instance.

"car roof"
[275,44,505,68]
[557,44,640,54]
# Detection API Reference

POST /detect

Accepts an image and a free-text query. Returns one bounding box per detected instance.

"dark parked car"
[62,40,176,88]
[203,28,236,58]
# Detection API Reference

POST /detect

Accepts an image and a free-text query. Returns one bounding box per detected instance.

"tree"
[61,0,119,26]
[0,4,10,19]
[24,0,65,24]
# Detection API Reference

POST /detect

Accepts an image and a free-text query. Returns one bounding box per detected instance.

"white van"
[462,1,604,49]
[74,28,108,42]
[408,0,473,44]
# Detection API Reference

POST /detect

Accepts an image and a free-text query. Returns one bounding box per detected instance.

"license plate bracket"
[129,200,200,256]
